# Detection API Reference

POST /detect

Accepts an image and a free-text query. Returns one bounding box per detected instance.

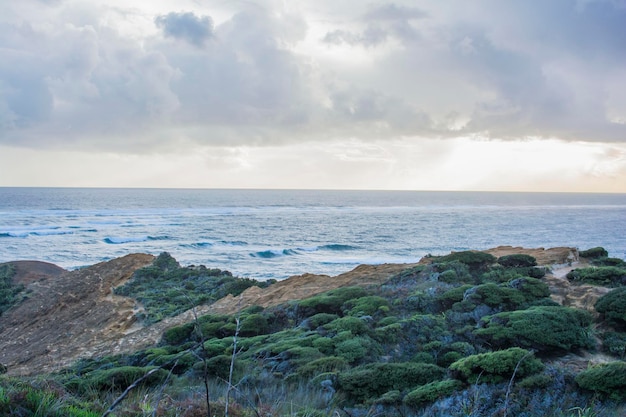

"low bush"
[66,366,169,392]
[475,306,593,352]
[115,253,272,323]
[459,283,525,310]
[324,316,370,336]
[297,287,368,317]
[239,313,269,336]
[507,276,550,300]
[334,336,379,364]
[449,347,544,383]
[434,261,472,283]
[579,247,609,259]
[480,266,547,283]
[566,266,626,287]
[434,251,496,272]
[344,295,390,317]
[307,313,339,328]
[337,362,445,404]
[296,356,348,378]
[575,361,626,400]
[403,379,463,407]
[498,254,537,268]
[436,285,473,310]
[595,287,626,327]
[600,331,626,359]
[591,257,626,267]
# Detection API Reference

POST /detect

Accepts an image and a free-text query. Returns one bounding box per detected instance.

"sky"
[1,0,625,192]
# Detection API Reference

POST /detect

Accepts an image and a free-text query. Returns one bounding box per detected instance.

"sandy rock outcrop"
[0,254,154,375]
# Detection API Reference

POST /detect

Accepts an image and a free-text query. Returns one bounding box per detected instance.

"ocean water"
[0,188,625,280]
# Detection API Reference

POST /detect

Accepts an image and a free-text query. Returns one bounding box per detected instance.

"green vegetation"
[475,306,594,352]
[337,362,445,404]
[595,287,626,328]
[114,252,275,323]
[566,266,626,287]
[449,347,543,383]
[579,247,609,259]
[498,254,537,268]
[403,379,464,407]
[433,250,497,272]
[575,361,626,400]
[0,263,25,315]
[4,249,626,416]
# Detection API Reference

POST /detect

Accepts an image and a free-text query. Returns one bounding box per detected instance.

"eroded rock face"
[0,254,154,375]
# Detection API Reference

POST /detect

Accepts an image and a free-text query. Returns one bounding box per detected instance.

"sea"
[0,188,625,281]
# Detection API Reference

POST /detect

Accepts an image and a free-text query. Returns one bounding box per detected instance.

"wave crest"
[251,249,299,258]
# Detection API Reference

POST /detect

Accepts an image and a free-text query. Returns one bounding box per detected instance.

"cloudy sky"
[1,0,625,191]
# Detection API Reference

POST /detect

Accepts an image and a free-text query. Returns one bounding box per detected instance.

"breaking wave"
[251,249,299,258]
[103,235,171,244]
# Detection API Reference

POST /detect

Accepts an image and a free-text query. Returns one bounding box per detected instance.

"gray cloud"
[363,3,427,21]
[155,11,214,47]
[1,0,625,156]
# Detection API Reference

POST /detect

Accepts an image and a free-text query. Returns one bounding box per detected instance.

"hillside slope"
[0,246,604,376]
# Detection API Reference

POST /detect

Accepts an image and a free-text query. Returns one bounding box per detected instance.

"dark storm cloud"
[155,11,214,47]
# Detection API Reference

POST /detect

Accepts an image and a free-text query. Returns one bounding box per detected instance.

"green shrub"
[312,337,335,355]
[435,251,496,271]
[374,322,403,344]
[203,338,232,357]
[344,295,390,317]
[239,313,269,336]
[203,354,233,380]
[595,287,626,327]
[507,277,550,300]
[308,313,339,328]
[162,323,195,345]
[460,282,525,310]
[402,314,450,345]
[475,306,594,352]
[591,257,626,267]
[337,362,445,404]
[518,373,554,389]
[600,331,626,359]
[449,347,544,383]
[298,287,370,317]
[0,263,25,316]
[375,390,402,405]
[297,356,348,378]
[579,247,609,259]
[324,316,370,336]
[68,366,169,392]
[403,379,463,407]
[566,267,626,287]
[498,254,537,268]
[575,361,626,400]
[480,266,546,284]
[114,253,269,323]
[436,285,473,310]
[335,337,377,363]
[434,261,472,283]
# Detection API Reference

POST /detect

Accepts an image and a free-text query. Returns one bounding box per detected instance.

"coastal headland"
[0,245,624,417]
